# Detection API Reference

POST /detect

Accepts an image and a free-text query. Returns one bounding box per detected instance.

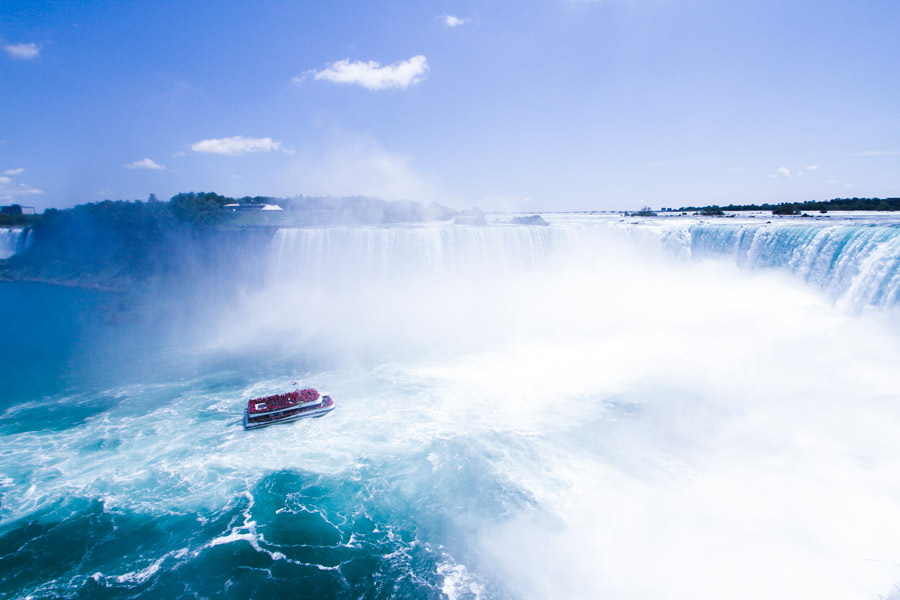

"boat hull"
[243,397,335,430]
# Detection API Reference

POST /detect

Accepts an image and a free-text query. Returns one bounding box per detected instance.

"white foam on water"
[204,492,287,562]
[438,560,486,600]
[111,548,187,584]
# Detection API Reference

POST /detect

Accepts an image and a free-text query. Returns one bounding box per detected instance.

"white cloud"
[0,163,41,200]
[0,178,43,201]
[771,165,820,178]
[125,158,165,170]
[826,179,840,184]
[191,135,284,156]
[4,42,40,59]
[306,55,428,91]
[442,14,470,27]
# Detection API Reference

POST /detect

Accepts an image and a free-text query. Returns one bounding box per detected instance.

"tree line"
[676,197,900,214]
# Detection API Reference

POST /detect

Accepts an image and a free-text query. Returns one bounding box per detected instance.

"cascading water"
[266,214,900,310]
[2,214,900,600]
[683,219,900,309]
[0,227,30,260]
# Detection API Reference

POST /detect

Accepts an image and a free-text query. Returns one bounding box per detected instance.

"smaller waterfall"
[18,227,33,253]
[0,227,30,260]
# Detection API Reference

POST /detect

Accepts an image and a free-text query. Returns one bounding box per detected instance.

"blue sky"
[2,0,898,211]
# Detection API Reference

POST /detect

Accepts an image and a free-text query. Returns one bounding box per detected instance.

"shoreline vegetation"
[671,196,900,216]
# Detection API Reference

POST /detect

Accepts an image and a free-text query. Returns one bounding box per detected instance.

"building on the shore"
[222,203,283,212]
[1,205,35,216]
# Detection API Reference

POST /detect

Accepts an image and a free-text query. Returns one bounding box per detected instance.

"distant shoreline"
[668,196,900,215]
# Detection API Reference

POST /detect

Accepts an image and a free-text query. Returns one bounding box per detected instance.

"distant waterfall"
[268,217,900,310]
[0,227,30,260]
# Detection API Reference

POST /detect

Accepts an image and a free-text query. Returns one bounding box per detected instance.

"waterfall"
[268,224,562,283]
[0,227,30,260]
[685,221,900,309]
[19,227,34,252]
[267,216,900,310]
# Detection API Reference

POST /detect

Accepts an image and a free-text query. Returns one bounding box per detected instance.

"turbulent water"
[2,213,900,599]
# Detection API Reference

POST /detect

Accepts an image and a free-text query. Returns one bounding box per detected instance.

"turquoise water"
[3,216,900,599]
[0,280,500,598]
[0,283,111,405]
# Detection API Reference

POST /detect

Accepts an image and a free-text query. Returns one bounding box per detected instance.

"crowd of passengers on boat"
[247,388,320,414]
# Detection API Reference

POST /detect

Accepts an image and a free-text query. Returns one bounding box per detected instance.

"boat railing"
[243,395,334,429]
[246,396,333,422]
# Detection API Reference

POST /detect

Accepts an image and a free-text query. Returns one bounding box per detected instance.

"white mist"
[207,215,900,599]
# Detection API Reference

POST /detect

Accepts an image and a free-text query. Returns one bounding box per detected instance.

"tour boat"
[243,387,335,430]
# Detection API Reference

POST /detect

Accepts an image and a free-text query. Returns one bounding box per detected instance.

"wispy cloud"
[191,136,285,156]
[4,42,40,59]
[770,164,822,179]
[125,158,165,170]
[0,174,43,201]
[853,150,900,157]
[3,168,24,176]
[441,14,470,27]
[301,55,428,91]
